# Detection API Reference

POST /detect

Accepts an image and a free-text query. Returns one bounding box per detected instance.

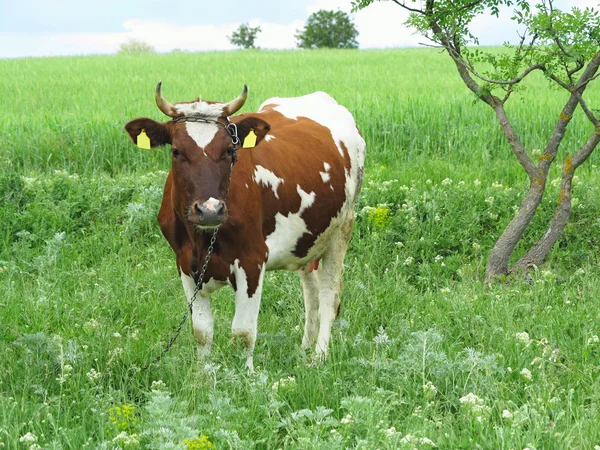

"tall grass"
[1,49,600,449]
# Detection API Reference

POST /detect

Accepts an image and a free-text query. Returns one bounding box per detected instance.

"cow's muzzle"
[192,198,226,227]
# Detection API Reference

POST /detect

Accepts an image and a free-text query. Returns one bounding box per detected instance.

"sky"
[0,0,597,58]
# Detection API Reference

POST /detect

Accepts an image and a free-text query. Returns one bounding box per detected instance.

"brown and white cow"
[125,83,365,371]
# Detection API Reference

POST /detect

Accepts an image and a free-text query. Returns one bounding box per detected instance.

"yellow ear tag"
[242,129,257,148]
[137,129,151,150]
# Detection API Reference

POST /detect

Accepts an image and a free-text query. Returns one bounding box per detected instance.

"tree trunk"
[512,131,600,271]
[484,182,544,280]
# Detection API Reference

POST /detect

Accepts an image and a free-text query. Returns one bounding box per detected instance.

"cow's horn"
[155,81,180,118]
[223,84,248,116]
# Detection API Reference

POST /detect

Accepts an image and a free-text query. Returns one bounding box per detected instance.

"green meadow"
[1,48,600,449]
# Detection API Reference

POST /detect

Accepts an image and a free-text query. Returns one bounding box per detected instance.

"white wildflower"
[440,287,451,294]
[151,380,167,392]
[441,178,452,185]
[112,332,122,338]
[574,268,585,276]
[472,242,481,251]
[520,368,533,380]
[271,376,296,392]
[112,431,140,446]
[341,413,354,424]
[502,409,513,420]
[587,335,600,345]
[473,179,481,186]
[384,426,399,437]
[423,381,437,396]
[434,255,444,263]
[19,433,38,443]
[403,256,414,266]
[485,196,495,205]
[492,182,503,188]
[459,392,489,421]
[395,241,404,248]
[86,368,101,382]
[515,332,531,346]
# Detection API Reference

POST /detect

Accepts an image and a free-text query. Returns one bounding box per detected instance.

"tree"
[354,0,600,281]
[228,22,262,49]
[296,10,359,49]
[118,38,155,54]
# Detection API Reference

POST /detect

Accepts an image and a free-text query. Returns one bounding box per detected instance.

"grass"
[1,48,600,449]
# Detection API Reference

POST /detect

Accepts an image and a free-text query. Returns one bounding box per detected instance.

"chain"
[141,156,237,371]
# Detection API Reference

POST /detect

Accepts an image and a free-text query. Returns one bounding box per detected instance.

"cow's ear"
[235,117,270,148]
[125,118,172,148]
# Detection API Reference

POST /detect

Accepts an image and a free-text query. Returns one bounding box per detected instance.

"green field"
[2,48,600,449]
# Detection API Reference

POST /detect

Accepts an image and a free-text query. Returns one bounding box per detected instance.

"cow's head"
[125,82,270,229]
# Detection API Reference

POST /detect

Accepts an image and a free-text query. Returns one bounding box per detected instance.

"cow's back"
[230,92,365,271]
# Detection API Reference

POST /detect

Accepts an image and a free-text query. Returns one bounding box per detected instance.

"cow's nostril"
[216,202,225,217]
[194,202,203,217]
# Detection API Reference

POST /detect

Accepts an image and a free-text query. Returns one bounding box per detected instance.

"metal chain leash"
[141,121,241,370]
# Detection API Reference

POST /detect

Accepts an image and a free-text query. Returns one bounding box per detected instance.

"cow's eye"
[172,148,180,157]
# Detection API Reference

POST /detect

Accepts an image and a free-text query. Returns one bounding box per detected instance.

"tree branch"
[467,63,545,86]
[574,93,599,126]
[389,0,424,15]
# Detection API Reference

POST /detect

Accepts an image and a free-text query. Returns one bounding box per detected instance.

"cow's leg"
[231,261,266,373]
[299,265,320,349]
[181,272,220,359]
[316,219,353,358]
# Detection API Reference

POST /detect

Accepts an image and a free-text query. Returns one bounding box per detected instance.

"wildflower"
[440,287,451,294]
[473,179,481,186]
[441,178,452,185]
[108,405,137,432]
[492,182,503,188]
[502,409,513,420]
[515,332,531,346]
[183,435,215,449]
[587,335,600,345]
[459,393,489,422]
[426,179,432,184]
[520,368,532,380]
[113,332,122,338]
[271,376,297,392]
[434,255,444,263]
[86,368,101,382]
[423,381,437,394]
[83,319,99,332]
[395,241,404,248]
[485,196,494,205]
[112,431,140,446]
[458,180,465,186]
[368,206,391,230]
[472,242,481,251]
[574,268,585,276]
[384,426,399,436]
[19,433,38,443]
[403,256,414,266]
[151,380,167,392]
[341,413,354,424]
[434,214,441,222]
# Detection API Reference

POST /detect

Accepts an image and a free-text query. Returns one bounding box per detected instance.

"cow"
[125,83,365,371]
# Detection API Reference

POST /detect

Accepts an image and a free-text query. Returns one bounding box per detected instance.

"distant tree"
[228,23,262,49]
[296,10,359,49]
[119,39,155,54]
[353,0,600,281]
